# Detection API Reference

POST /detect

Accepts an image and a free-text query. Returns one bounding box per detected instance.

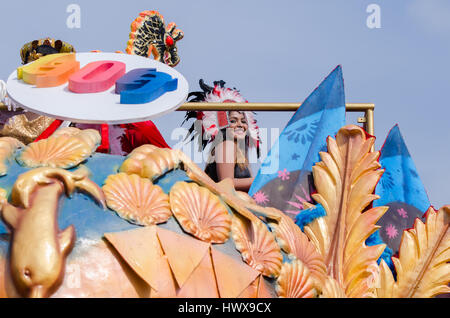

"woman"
[184,80,260,192]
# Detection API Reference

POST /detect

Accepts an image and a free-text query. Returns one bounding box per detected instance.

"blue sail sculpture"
[249,66,346,221]
[368,124,431,262]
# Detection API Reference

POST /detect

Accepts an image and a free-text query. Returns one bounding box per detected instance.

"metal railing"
[178,103,375,136]
[0,101,375,142]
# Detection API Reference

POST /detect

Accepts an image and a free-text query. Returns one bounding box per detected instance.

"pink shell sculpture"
[169,181,232,243]
[102,173,171,226]
[17,134,94,169]
[231,215,283,278]
[52,128,101,153]
[276,260,316,298]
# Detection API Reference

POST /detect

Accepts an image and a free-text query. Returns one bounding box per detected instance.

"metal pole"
[177,102,376,151]
[178,102,374,112]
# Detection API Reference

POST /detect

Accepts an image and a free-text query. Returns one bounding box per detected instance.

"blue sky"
[0,0,449,208]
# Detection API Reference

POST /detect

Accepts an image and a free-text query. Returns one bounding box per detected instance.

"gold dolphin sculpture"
[0,166,105,298]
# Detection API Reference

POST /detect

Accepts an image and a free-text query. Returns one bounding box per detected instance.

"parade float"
[0,10,447,298]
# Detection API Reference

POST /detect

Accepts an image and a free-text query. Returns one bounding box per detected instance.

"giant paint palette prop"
[6,52,189,124]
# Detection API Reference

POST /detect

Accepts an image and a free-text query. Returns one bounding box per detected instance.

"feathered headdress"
[183,79,260,157]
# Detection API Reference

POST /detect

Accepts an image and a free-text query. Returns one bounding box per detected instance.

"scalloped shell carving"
[276,260,316,298]
[169,181,231,243]
[51,127,82,138]
[231,215,283,278]
[268,211,327,289]
[102,173,171,226]
[52,128,101,153]
[17,134,93,169]
[120,145,181,181]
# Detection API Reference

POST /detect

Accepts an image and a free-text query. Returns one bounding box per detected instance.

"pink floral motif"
[278,169,290,181]
[285,186,313,216]
[385,224,398,239]
[397,208,408,219]
[253,191,269,205]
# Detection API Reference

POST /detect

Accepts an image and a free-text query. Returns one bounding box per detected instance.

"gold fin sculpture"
[303,125,388,298]
[231,214,283,278]
[118,144,158,175]
[120,145,181,181]
[376,206,450,298]
[177,150,281,223]
[103,173,171,226]
[0,166,106,298]
[276,259,316,298]
[169,181,231,243]
[0,137,25,176]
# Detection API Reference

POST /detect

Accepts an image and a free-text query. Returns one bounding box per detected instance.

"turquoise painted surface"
[0,152,191,244]
[0,151,278,292]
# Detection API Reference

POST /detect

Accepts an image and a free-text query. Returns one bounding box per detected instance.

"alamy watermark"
[66,4,81,29]
[366,4,381,29]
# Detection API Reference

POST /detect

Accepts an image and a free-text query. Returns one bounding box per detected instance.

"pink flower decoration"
[397,208,408,219]
[253,191,269,205]
[278,168,290,181]
[285,186,314,217]
[385,224,398,239]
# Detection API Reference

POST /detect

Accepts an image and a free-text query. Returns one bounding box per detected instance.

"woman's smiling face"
[228,111,248,140]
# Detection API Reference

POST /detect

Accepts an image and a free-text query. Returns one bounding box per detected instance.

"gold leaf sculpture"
[303,125,388,297]
[17,134,94,169]
[320,276,347,298]
[376,206,450,298]
[103,173,171,226]
[276,260,316,298]
[268,209,327,288]
[0,137,25,175]
[120,145,181,181]
[231,214,283,278]
[170,181,232,243]
[375,259,397,298]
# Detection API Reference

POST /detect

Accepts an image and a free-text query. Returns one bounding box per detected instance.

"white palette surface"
[6,52,189,124]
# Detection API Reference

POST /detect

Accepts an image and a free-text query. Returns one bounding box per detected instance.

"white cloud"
[408,0,450,35]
